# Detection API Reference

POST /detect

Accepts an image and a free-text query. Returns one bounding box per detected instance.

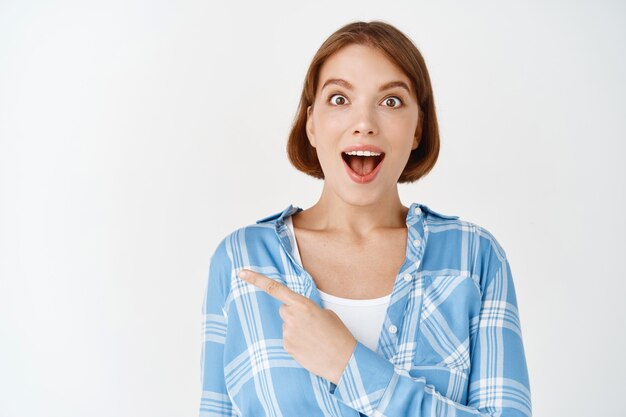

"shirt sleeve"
[327,255,532,417]
[199,239,236,417]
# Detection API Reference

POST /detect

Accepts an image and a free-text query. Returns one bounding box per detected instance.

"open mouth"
[341,151,385,177]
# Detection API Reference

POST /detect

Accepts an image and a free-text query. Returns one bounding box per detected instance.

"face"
[306,43,420,206]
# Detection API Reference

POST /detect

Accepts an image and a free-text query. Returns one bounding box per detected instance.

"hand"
[238,268,357,385]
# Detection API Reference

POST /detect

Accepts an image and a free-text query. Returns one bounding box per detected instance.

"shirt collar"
[255,204,302,225]
[255,202,457,227]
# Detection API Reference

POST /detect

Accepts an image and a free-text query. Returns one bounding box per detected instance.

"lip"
[341,144,385,154]
[341,147,385,184]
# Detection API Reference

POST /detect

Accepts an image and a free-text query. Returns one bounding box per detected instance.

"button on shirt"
[199,203,532,416]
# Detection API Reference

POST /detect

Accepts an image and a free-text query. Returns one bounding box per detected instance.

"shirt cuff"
[328,341,396,415]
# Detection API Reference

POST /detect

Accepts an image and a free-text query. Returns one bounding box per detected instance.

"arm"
[328,256,532,417]
[199,239,236,417]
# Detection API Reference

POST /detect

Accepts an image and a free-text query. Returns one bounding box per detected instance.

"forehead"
[318,44,411,90]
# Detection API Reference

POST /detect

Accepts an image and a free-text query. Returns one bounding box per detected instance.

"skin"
[239,43,422,385]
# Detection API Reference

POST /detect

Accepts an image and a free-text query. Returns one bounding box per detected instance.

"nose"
[352,104,378,137]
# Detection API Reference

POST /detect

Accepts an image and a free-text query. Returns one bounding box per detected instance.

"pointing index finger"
[238,269,301,305]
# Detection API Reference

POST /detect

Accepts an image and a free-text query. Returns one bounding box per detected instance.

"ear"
[412,111,423,150]
[305,105,316,148]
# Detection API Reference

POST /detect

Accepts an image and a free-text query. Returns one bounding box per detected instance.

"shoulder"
[210,223,277,264]
[419,203,506,253]
[210,204,299,264]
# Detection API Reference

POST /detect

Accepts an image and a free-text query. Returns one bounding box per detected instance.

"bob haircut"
[287,20,440,183]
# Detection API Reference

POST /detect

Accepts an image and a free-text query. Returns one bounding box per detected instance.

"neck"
[303,183,409,236]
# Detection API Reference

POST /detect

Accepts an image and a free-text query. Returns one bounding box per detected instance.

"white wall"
[1,1,624,416]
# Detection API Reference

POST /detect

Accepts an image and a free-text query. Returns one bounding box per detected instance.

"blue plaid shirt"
[200,203,532,416]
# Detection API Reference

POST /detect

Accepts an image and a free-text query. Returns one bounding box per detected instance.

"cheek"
[314,107,350,130]
[315,143,338,170]
[385,114,415,134]
[311,115,345,153]
[387,135,417,171]
[389,115,418,143]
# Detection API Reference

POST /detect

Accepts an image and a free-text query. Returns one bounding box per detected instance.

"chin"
[321,165,398,207]
[336,184,389,207]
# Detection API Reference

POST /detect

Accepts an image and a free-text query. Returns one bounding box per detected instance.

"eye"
[382,96,402,108]
[328,94,349,106]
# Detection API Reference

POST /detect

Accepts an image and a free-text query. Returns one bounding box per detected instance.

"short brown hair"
[287,20,440,183]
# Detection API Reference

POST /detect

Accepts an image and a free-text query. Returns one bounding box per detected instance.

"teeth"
[343,150,382,156]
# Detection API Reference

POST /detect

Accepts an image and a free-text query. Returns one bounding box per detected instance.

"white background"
[1,1,625,416]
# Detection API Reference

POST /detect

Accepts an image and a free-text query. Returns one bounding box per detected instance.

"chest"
[293,227,408,299]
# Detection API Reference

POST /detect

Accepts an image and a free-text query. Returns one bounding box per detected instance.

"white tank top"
[285,216,391,352]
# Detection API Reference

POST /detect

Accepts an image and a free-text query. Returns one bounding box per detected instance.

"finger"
[279,304,288,321]
[238,269,300,305]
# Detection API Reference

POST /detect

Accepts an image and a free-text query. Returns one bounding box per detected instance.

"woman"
[200,21,531,417]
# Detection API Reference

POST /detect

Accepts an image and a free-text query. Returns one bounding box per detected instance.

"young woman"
[200,21,532,417]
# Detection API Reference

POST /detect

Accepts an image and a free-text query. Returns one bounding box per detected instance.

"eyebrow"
[320,78,412,95]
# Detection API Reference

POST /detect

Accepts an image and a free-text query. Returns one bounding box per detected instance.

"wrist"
[330,337,357,385]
